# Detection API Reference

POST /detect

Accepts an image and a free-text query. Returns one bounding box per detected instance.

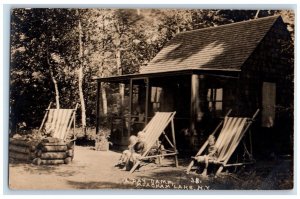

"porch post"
[128,78,133,135]
[120,83,125,114]
[145,77,149,124]
[96,81,101,134]
[190,74,199,132]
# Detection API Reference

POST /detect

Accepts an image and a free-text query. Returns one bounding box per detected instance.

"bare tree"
[47,48,60,109]
[77,10,87,133]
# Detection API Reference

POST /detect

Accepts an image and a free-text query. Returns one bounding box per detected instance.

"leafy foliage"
[9,9,294,133]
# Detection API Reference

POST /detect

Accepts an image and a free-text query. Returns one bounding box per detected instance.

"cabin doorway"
[129,77,149,135]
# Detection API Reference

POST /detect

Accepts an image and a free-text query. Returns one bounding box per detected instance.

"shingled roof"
[140,15,280,74]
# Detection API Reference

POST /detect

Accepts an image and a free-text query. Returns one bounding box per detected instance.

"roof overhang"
[93,69,241,83]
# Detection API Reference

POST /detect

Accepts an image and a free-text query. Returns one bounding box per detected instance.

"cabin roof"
[140,15,280,74]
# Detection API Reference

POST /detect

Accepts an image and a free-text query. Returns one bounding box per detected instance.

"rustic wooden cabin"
[94,16,293,156]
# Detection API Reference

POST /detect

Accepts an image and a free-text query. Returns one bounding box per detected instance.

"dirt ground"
[8,146,293,190]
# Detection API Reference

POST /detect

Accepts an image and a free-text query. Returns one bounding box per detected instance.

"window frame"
[207,88,223,114]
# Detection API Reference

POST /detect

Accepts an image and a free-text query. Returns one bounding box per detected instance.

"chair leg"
[129,161,141,173]
[170,119,178,168]
[216,166,224,175]
[186,160,195,174]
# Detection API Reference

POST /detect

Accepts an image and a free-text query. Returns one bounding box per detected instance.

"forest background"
[10,9,294,138]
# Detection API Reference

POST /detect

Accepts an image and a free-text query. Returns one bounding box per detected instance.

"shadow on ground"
[126,158,293,190]
[10,162,87,178]
[66,180,134,189]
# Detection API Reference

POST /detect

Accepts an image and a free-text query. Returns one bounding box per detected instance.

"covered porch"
[95,69,239,152]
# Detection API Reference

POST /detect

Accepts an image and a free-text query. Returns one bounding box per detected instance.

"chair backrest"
[141,112,176,156]
[214,116,248,162]
[44,109,75,140]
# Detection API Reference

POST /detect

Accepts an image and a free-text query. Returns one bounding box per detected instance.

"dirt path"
[9,146,132,189]
[9,146,193,190]
[9,146,293,190]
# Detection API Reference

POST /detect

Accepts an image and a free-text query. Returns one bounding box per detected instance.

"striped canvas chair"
[38,102,79,141]
[129,112,178,173]
[187,109,259,175]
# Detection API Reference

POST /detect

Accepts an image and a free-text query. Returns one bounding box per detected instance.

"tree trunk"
[78,67,86,130]
[176,26,180,34]
[254,10,260,19]
[116,46,125,111]
[176,12,180,34]
[78,13,86,132]
[50,67,60,109]
[47,50,60,109]
[99,17,108,116]
[101,83,108,115]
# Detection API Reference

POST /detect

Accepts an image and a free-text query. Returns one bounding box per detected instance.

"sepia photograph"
[8,7,294,191]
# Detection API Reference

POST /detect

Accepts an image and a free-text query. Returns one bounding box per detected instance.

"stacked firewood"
[9,135,41,163]
[33,137,74,165]
[9,134,74,165]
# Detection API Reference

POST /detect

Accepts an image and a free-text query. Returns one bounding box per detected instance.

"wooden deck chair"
[38,102,79,141]
[129,112,178,173]
[187,109,260,175]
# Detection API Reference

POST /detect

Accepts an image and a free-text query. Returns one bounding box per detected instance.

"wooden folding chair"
[129,112,178,173]
[187,109,260,175]
[38,102,79,141]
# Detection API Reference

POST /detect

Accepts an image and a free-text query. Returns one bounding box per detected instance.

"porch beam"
[92,69,240,82]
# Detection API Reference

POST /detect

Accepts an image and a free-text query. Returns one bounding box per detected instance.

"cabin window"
[207,88,223,113]
[262,82,276,127]
[151,87,163,112]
